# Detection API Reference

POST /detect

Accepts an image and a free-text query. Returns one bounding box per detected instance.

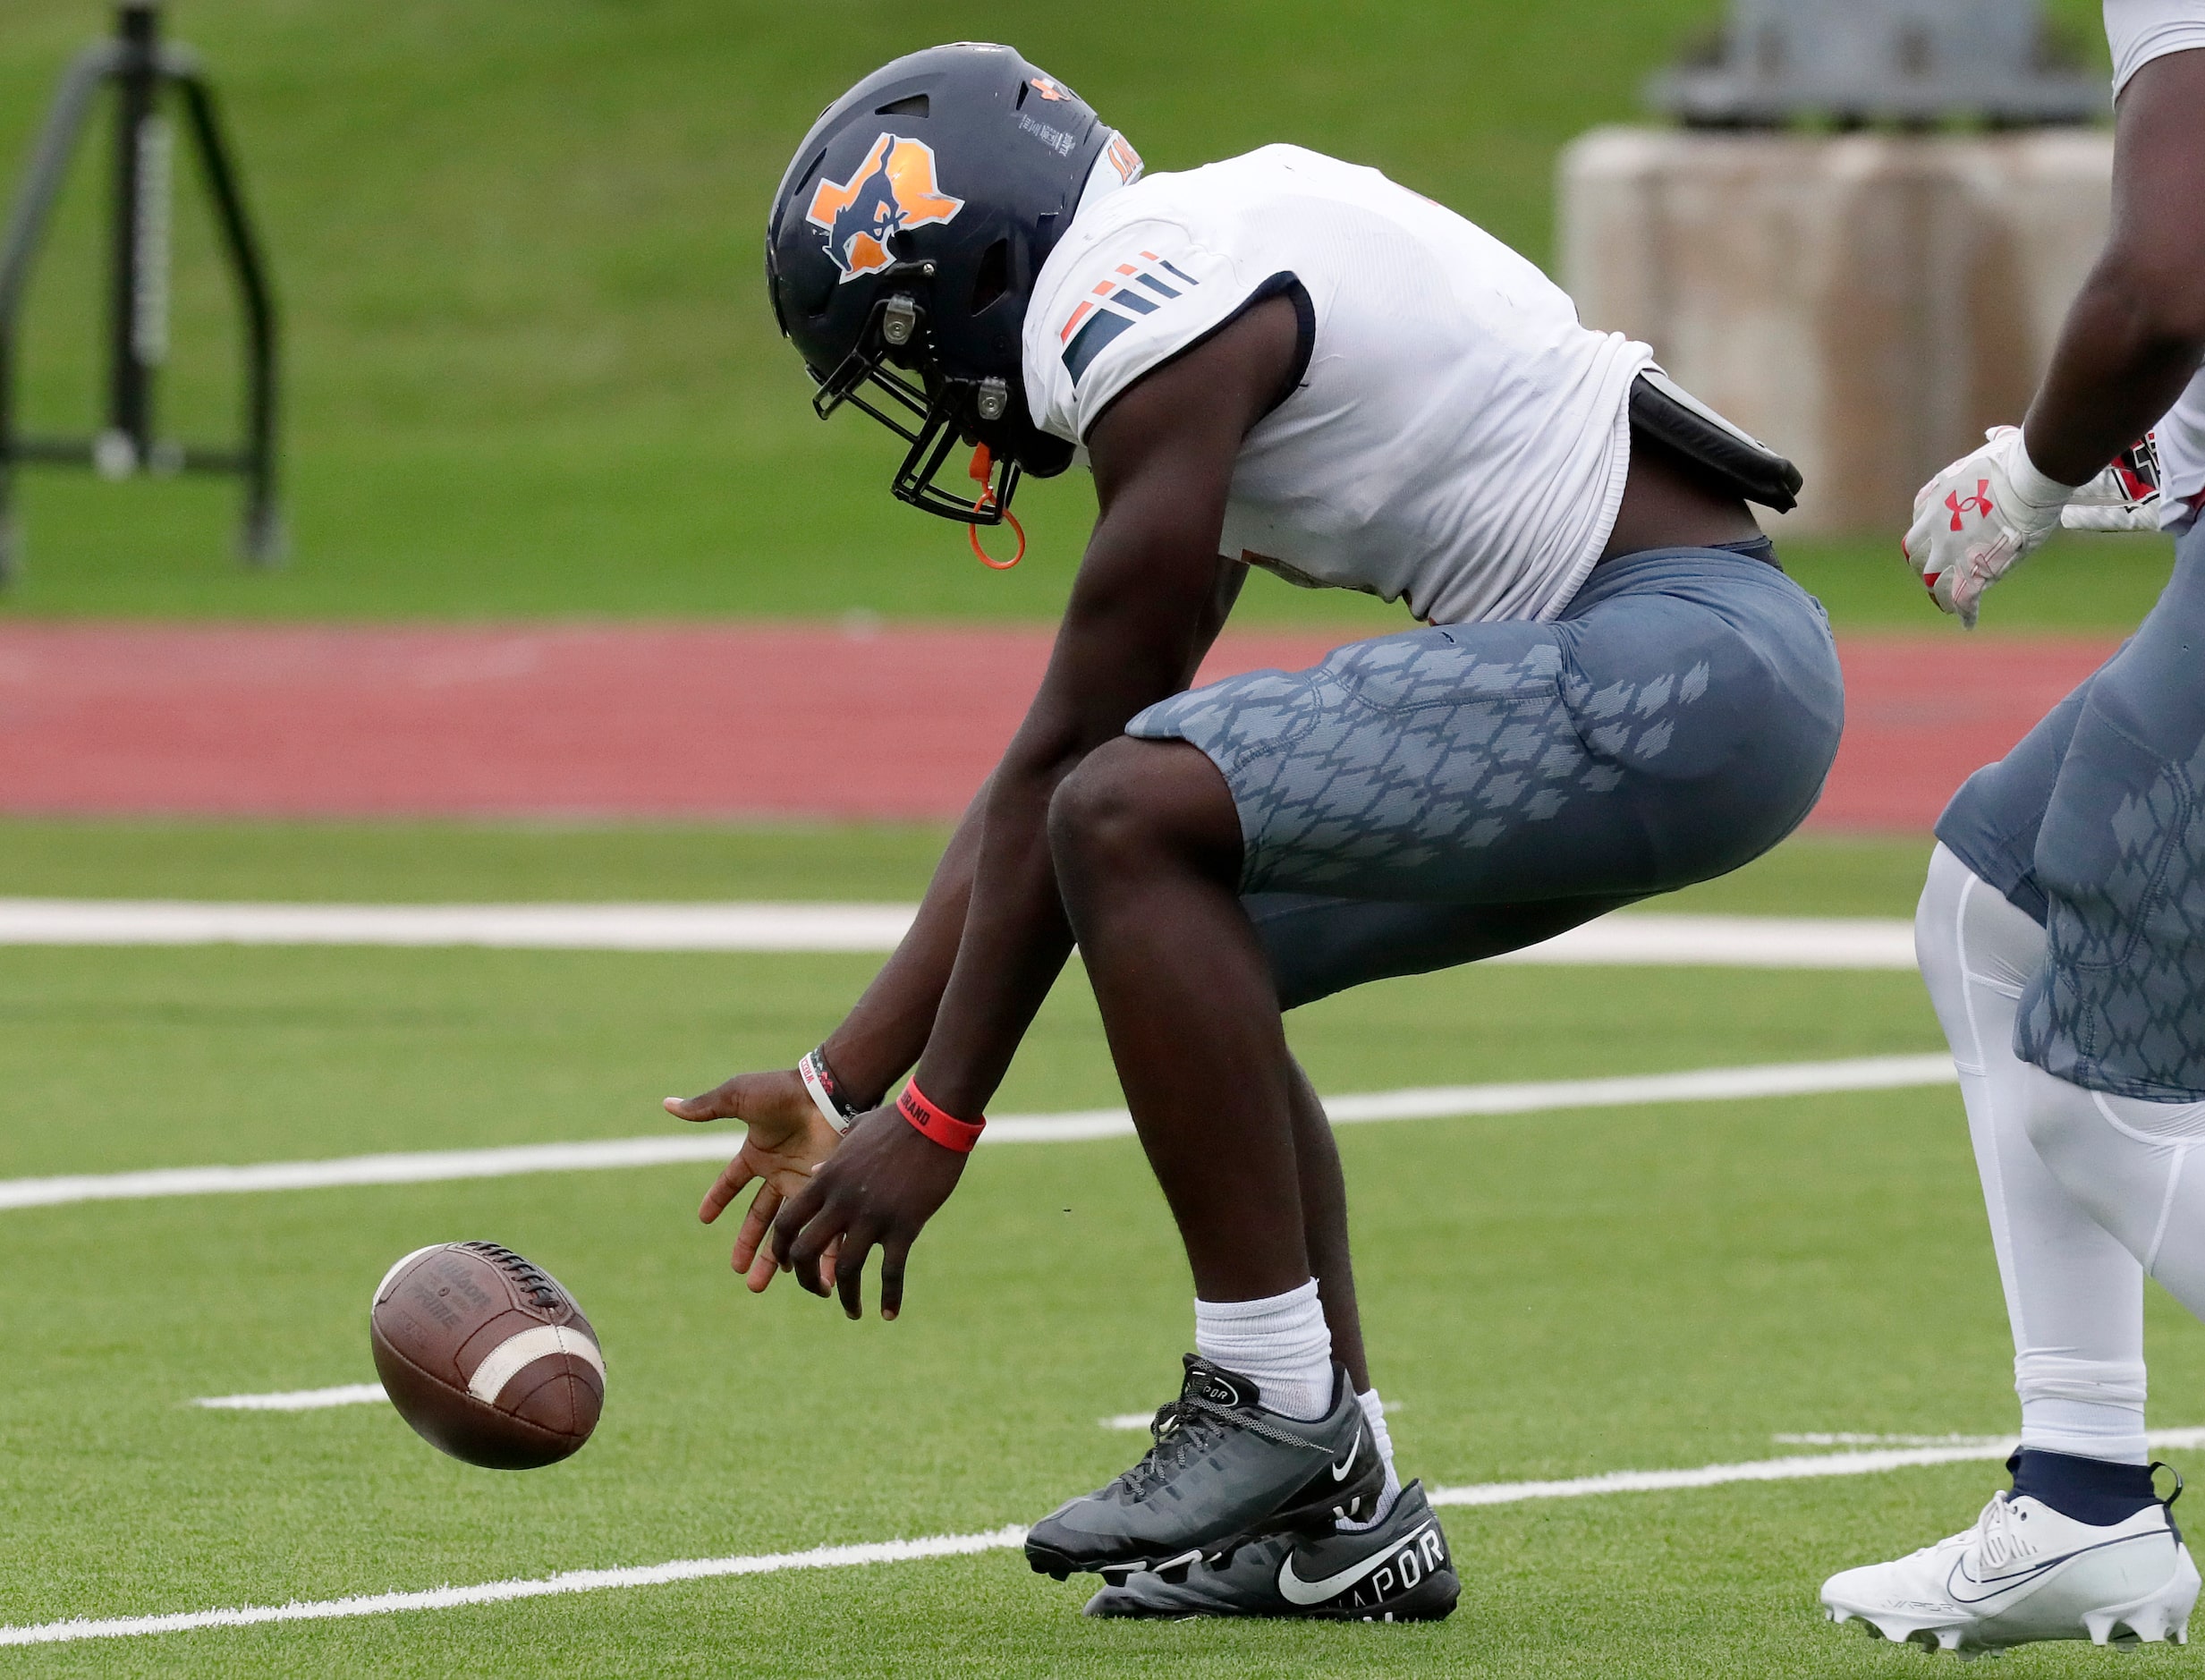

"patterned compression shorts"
[1126,544,1846,1009]
[1938,516,2205,1102]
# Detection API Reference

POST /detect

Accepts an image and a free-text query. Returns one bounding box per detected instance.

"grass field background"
[6,826,2205,1674]
[0,0,2152,629]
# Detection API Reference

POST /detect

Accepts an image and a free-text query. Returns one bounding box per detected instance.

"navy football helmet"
[767,44,1128,525]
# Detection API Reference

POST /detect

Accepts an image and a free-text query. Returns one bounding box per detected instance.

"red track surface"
[0,623,2116,830]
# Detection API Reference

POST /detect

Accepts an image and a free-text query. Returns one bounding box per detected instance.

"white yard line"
[0,1527,1031,1648]
[15,1429,2205,1648]
[192,1384,387,1413]
[1772,1431,2003,1447]
[0,900,919,952]
[0,899,1916,968]
[0,1053,1955,1214]
[1428,1427,2205,1508]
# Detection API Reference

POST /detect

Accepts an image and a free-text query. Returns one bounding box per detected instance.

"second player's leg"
[1915,844,2148,1463]
[1819,853,2191,1655]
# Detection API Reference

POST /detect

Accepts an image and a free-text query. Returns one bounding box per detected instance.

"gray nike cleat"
[1082,1480,1459,1620]
[1025,1355,1385,1582]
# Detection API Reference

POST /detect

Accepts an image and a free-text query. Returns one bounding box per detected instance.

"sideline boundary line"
[14,1430,2205,1648]
[0,1054,1956,1213]
[0,900,1917,968]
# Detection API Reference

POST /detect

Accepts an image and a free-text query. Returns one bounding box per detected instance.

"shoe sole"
[1086,1572,1463,1622]
[1025,1542,1205,1585]
[1824,1581,2197,1654]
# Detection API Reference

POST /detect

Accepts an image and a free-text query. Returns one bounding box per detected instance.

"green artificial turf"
[0,0,2124,630]
[0,819,1931,913]
[1,943,2199,1676]
[4,820,2200,1674]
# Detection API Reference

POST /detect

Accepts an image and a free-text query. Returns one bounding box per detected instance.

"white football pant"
[1916,843,2148,1462]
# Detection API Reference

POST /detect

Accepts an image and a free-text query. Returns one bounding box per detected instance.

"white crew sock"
[1193,1280,1333,1421]
[1917,844,2149,1463]
[1336,1388,1404,1531]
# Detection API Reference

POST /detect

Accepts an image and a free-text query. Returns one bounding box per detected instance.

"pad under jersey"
[1022,146,1653,626]
[2107,0,2205,527]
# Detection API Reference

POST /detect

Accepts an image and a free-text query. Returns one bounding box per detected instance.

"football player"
[1819,1,2205,1657]
[669,43,1843,1621]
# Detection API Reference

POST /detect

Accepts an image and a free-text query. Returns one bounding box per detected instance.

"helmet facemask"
[809,274,1072,524]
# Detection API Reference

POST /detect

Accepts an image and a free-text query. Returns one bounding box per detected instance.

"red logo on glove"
[1946,480,1994,530]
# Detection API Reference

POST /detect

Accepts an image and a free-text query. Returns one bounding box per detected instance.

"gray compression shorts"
[1126,544,1847,1009]
[1939,518,2205,1101]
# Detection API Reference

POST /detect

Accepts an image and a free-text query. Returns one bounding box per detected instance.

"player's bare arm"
[1910,46,2205,624]
[2024,48,2205,486]
[766,296,1301,1319]
[670,505,1248,1298]
[665,794,997,1289]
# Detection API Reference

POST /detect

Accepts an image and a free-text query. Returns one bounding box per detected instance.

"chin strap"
[967,445,1026,570]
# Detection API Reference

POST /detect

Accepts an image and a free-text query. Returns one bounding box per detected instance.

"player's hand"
[1904,426,2075,628]
[666,1070,844,1293]
[2060,432,2163,532]
[768,1105,967,1321]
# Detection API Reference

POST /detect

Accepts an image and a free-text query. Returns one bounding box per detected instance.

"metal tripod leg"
[0,44,123,582]
[174,64,283,566]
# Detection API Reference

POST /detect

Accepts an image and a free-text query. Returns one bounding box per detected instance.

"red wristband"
[896,1079,986,1153]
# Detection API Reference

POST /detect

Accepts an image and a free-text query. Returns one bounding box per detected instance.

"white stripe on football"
[467,1323,606,1405]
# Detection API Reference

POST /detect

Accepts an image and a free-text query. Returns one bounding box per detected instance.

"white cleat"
[1821,1490,2200,1657]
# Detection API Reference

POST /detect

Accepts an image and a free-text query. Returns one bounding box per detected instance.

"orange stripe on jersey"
[1059,300,1095,343]
[1115,263,1138,275]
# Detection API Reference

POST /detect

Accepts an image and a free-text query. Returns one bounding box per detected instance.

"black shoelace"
[1118,1401,1238,1498]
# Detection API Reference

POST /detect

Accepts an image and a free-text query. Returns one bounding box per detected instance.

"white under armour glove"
[2060,432,2163,532]
[1904,426,2076,629]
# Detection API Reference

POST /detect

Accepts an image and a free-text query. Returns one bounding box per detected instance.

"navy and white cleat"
[1821,1487,2200,1656]
[1024,1355,1384,1582]
[1081,1480,1458,1620]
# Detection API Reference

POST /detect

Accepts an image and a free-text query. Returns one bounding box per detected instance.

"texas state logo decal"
[805,133,965,283]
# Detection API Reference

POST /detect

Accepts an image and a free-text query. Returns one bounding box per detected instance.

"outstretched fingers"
[664,1081,743,1124]
[834,1219,886,1320]
[771,1181,839,1298]
[732,1173,784,1260]
[879,1234,914,1322]
[698,1152,758,1224]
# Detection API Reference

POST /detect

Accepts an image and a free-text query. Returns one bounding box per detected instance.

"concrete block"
[1558,125,2111,534]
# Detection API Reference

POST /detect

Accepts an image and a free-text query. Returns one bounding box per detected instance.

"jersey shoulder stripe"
[1059,251,1204,384]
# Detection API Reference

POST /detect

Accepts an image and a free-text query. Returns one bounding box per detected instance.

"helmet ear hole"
[970,239,1010,314]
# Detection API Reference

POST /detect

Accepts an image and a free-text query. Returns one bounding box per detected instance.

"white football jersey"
[1022,146,1652,625]
[2106,1,2205,524]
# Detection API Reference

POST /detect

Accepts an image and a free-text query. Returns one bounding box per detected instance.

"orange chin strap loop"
[967,445,1025,570]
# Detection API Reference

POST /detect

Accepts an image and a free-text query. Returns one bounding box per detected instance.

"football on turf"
[369,1241,605,1469]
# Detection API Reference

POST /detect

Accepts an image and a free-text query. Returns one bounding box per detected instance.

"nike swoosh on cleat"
[1943,1545,2104,1607]
[1329,1426,1361,1481]
[1276,1522,1432,1608]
